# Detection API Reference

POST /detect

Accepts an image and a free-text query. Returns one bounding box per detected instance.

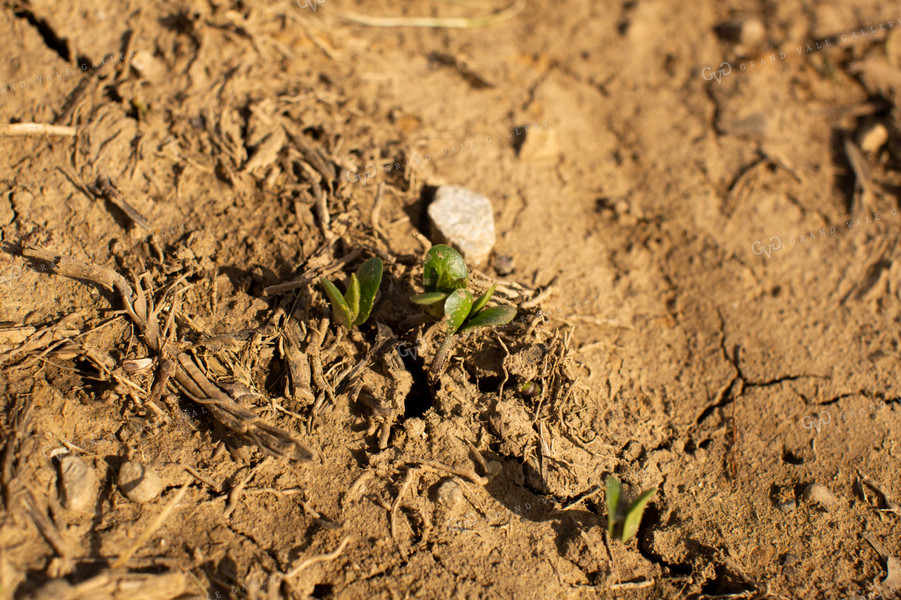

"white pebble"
[858,123,889,153]
[428,186,496,267]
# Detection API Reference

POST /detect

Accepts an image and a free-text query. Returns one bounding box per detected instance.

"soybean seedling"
[319,257,383,329]
[409,244,468,317]
[410,245,515,379]
[605,476,656,542]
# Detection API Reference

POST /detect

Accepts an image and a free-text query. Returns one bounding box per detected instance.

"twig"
[844,135,876,218]
[283,321,315,403]
[0,123,76,136]
[148,359,176,406]
[88,175,152,231]
[520,285,555,309]
[312,181,330,236]
[391,468,418,542]
[857,469,901,512]
[22,490,71,563]
[610,579,655,591]
[428,333,456,382]
[413,459,489,486]
[338,0,525,28]
[179,464,220,493]
[284,536,351,579]
[308,319,336,411]
[371,183,384,235]
[224,462,265,519]
[262,249,362,296]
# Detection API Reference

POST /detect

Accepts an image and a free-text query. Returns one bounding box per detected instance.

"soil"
[1,1,901,599]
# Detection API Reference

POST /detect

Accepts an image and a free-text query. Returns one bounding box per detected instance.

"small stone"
[718,18,766,47]
[436,478,463,508]
[738,18,766,46]
[492,254,515,276]
[58,456,97,511]
[117,461,163,503]
[858,123,889,153]
[428,186,496,266]
[802,483,838,510]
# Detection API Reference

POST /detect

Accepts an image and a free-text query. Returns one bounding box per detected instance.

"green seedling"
[319,257,383,329]
[410,244,469,317]
[605,475,656,542]
[411,245,515,379]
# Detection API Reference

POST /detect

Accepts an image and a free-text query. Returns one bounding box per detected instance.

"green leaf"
[410,291,448,305]
[605,476,621,539]
[354,257,383,325]
[458,305,516,334]
[470,282,497,316]
[344,273,361,323]
[320,277,353,330]
[621,487,656,542]
[444,289,473,334]
[423,244,468,293]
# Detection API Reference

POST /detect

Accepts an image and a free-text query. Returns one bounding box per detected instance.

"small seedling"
[411,245,515,379]
[319,257,383,329]
[410,244,469,317]
[605,475,656,542]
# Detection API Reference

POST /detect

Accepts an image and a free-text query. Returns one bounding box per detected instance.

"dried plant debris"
[22,570,192,600]
[19,247,315,463]
[280,320,315,404]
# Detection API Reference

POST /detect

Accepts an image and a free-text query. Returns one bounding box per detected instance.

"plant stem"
[428,334,456,381]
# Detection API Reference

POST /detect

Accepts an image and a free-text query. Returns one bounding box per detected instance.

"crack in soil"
[695,310,827,425]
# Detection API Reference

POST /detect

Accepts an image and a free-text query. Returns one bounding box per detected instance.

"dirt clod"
[58,456,97,512]
[803,483,839,510]
[435,478,464,509]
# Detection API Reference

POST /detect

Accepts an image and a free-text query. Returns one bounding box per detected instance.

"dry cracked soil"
[1,1,901,599]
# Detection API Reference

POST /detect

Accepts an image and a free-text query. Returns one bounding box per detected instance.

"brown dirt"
[2,1,901,599]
